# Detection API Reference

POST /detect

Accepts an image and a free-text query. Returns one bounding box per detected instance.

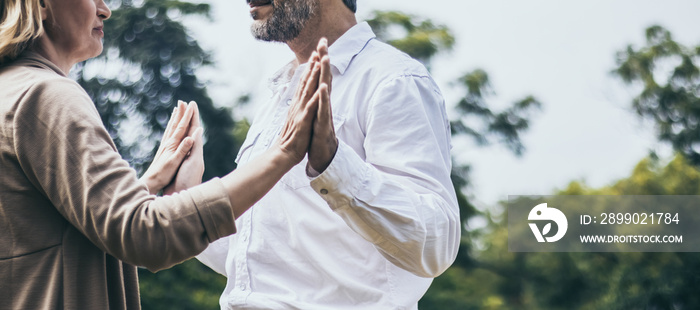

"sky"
[185,0,700,208]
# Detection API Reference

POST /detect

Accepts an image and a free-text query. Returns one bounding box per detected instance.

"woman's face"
[43,0,111,64]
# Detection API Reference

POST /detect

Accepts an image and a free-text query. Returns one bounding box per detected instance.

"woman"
[0,0,329,308]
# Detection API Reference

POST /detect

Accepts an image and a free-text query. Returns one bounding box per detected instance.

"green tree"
[367,11,454,66]
[423,155,700,310]
[76,0,240,179]
[367,10,541,155]
[418,25,700,310]
[75,1,239,309]
[613,25,700,165]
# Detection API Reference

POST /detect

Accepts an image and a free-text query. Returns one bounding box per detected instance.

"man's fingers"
[300,52,320,100]
[305,89,322,126]
[296,90,320,139]
[316,37,328,58]
[302,62,322,105]
[295,53,318,100]
[319,55,332,94]
[315,37,332,96]
[318,83,333,126]
[310,50,320,63]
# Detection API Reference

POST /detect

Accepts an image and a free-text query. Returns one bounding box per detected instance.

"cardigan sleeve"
[12,77,236,272]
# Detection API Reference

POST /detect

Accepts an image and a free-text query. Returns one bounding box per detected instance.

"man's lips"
[248,0,272,8]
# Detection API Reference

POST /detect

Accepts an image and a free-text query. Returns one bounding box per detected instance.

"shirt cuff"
[310,141,370,210]
[306,163,322,178]
[187,177,236,242]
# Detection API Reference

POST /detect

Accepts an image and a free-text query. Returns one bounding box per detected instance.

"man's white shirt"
[197,22,460,310]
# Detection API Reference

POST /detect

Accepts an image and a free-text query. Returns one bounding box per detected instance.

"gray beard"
[251,0,319,42]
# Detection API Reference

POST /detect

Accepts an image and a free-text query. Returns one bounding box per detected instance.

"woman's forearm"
[221,148,296,219]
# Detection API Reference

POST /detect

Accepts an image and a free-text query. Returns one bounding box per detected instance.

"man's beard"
[251,0,319,42]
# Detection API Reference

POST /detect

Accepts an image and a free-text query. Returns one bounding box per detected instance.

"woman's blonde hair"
[0,0,44,64]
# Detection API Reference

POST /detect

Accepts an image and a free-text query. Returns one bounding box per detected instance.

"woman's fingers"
[167,102,195,150]
[163,126,205,195]
[155,103,182,159]
[174,136,195,160]
[191,127,204,155]
[161,106,178,143]
[187,101,201,136]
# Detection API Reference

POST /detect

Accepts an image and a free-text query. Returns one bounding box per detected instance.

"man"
[197,0,460,308]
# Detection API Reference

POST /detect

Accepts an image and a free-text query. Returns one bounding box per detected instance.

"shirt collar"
[268,22,376,91]
[10,51,67,77]
[327,21,376,75]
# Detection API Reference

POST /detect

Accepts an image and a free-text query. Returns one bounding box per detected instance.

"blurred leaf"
[613,24,700,166]
[77,0,240,179]
[75,1,241,308]
[367,10,454,66]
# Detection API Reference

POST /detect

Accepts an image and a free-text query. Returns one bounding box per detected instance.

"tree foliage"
[75,1,239,309]
[451,70,541,156]
[420,24,700,310]
[76,0,240,179]
[614,25,700,165]
[419,155,700,310]
[367,11,541,156]
[367,11,455,65]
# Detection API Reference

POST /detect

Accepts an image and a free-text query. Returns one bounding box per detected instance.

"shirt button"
[286,99,292,105]
[320,189,329,195]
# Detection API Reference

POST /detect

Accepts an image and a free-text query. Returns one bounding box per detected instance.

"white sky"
[185,0,700,208]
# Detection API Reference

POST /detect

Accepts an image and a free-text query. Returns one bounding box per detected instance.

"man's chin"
[251,21,289,42]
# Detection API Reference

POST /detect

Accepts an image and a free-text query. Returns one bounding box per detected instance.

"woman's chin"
[88,45,104,60]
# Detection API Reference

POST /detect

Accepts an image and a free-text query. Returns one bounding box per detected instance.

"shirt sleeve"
[310,74,461,278]
[195,236,229,276]
[13,78,236,272]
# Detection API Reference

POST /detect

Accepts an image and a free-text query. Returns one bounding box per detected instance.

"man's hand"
[274,49,324,169]
[307,38,338,175]
[140,101,196,195]
[164,101,205,195]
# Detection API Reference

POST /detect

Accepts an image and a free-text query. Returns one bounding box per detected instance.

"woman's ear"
[40,0,48,21]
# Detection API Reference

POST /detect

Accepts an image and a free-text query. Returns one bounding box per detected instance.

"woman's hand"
[140,101,196,195]
[163,102,205,195]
